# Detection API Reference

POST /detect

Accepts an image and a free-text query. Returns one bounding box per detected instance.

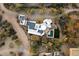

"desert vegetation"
[4,3,79,56]
[0,14,23,56]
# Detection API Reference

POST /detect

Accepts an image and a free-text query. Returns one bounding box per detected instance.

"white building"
[27,19,52,36]
[18,14,27,26]
[18,14,56,37]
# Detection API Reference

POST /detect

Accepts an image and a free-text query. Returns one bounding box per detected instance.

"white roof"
[43,19,52,28]
[35,23,47,30]
[47,29,54,38]
[43,19,52,24]
[20,20,27,26]
[18,14,25,20]
[35,24,41,30]
[40,23,46,30]
[28,29,44,36]
[28,19,52,36]
[18,16,53,36]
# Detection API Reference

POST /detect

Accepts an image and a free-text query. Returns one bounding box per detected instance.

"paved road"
[0,3,30,56]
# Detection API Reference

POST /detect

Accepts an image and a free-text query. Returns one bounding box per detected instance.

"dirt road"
[0,3,79,56]
[0,3,30,56]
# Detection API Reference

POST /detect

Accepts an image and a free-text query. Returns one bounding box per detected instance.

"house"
[18,14,27,26]
[27,19,53,36]
[70,48,79,56]
[27,21,44,36]
[18,14,58,37]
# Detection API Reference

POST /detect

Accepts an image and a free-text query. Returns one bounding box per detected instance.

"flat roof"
[18,14,25,21]
[27,19,53,36]
[47,29,54,38]
[28,29,44,36]
[38,30,43,34]
[48,30,53,37]
[70,48,79,56]
[27,21,36,30]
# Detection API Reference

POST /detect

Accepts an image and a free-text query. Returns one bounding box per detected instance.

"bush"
[10,51,16,56]
[0,15,2,20]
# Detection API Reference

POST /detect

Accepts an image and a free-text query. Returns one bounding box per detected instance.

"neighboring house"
[18,14,27,26]
[70,48,79,56]
[18,14,58,38]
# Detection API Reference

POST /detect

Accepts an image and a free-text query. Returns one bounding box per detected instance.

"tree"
[17,52,23,56]
[9,43,14,48]
[12,35,18,40]
[10,51,16,56]
[52,40,62,51]
[0,15,2,20]
[30,41,39,56]
[15,39,22,47]
[31,35,40,41]
[36,17,44,24]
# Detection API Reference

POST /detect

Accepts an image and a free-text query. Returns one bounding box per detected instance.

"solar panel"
[38,30,43,34]
[27,22,35,29]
